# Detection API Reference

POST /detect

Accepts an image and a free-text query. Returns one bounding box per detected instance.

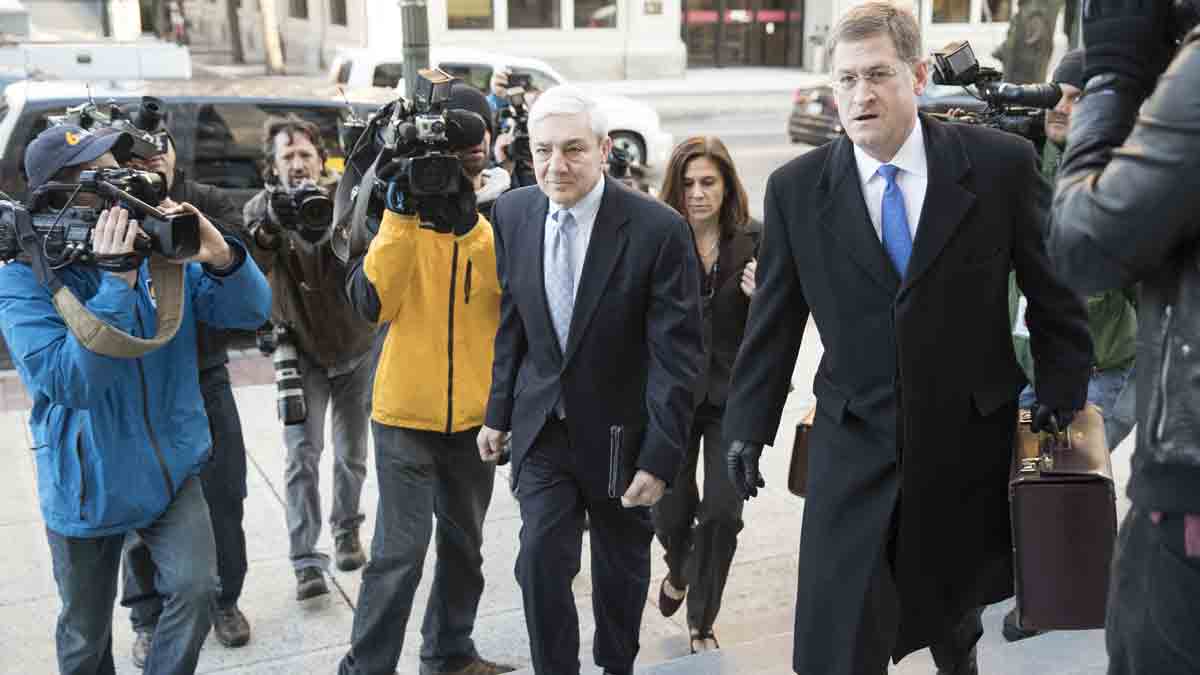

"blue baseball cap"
[24,124,133,190]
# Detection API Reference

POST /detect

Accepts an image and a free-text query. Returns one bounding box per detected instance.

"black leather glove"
[1031,403,1076,434]
[1082,0,1173,95]
[417,172,478,237]
[726,440,765,500]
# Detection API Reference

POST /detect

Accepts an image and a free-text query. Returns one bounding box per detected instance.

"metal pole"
[400,0,430,100]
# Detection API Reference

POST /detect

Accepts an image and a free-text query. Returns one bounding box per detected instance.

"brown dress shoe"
[212,604,251,647]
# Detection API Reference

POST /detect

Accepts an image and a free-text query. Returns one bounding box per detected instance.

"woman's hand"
[91,207,142,286]
[740,258,757,297]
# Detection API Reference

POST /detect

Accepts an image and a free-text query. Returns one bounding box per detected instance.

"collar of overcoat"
[816,113,976,296]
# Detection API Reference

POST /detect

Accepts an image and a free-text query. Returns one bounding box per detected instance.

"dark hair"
[261,114,328,183]
[659,136,750,236]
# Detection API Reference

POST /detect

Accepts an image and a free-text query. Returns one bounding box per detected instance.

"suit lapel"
[564,177,629,365]
[525,192,562,361]
[818,136,901,294]
[902,115,975,292]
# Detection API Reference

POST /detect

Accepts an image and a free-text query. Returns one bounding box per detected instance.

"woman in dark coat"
[653,136,759,654]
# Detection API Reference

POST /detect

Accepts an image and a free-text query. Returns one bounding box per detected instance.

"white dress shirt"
[853,120,928,242]
[544,176,605,301]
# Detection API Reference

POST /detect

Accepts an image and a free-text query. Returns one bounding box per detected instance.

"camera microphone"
[446,110,487,149]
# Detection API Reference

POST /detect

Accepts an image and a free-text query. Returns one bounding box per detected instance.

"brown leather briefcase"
[1009,403,1117,631]
[788,406,817,497]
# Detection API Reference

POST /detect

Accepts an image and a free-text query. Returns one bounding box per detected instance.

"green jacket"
[1009,141,1137,383]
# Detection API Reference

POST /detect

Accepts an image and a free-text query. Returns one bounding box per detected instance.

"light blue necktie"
[878,164,913,279]
[546,209,577,351]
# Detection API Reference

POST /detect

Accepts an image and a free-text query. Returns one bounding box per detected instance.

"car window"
[372,62,404,88]
[437,62,493,93]
[192,103,350,192]
[510,67,561,92]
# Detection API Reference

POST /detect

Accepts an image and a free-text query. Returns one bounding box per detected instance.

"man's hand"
[494,128,516,165]
[477,425,511,463]
[91,207,142,286]
[168,202,232,267]
[726,440,765,500]
[1081,0,1173,94]
[1030,403,1076,434]
[740,258,757,297]
[621,470,666,508]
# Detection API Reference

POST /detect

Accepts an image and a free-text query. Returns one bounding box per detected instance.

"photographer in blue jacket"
[0,125,271,675]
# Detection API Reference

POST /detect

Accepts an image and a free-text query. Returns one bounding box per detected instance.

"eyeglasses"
[832,66,901,92]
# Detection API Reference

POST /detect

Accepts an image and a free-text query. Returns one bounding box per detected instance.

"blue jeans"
[46,476,217,675]
[1018,365,1135,449]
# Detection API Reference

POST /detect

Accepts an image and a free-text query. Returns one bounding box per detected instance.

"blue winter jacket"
[0,239,270,538]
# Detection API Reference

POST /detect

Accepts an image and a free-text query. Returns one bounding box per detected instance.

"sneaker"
[212,604,251,647]
[295,567,329,601]
[335,529,367,572]
[1002,607,1044,642]
[419,656,518,675]
[131,630,152,669]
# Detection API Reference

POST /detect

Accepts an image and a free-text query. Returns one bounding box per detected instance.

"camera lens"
[298,193,334,229]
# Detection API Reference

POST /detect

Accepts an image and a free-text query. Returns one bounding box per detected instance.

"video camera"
[498,78,534,187]
[930,41,1061,143]
[47,96,170,160]
[267,181,334,243]
[0,168,200,270]
[335,68,485,230]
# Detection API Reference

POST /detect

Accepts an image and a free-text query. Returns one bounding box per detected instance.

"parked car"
[0,78,385,369]
[328,46,673,167]
[787,83,989,146]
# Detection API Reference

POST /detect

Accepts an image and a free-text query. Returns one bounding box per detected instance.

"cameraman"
[1048,2,1200,671]
[337,103,515,675]
[0,125,270,675]
[449,81,512,222]
[243,115,378,601]
[110,125,257,662]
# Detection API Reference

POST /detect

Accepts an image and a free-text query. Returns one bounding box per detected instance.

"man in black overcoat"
[722,3,1093,674]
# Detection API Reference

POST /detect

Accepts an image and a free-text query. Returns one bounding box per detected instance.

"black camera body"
[48,96,170,160]
[498,86,534,186]
[930,41,1062,143]
[0,168,200,269]
[268,181,334,242]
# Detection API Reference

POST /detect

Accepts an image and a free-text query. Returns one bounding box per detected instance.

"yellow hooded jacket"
[363,210,501,433]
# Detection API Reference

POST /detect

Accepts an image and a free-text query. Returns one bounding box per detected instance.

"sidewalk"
[0,326,1123,673]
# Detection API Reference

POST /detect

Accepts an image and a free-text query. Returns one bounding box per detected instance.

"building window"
[330,0,348,25]
[932,0,968,23]
[980,0,1011,22]
[575,0,616,27]
[289,0,308,19]
[508,0,559,28]
[448,0,494,28]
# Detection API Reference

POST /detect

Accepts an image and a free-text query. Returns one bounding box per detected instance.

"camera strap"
[50,254,187,359]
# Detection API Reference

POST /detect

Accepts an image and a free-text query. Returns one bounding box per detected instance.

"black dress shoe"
[657,577,685,617]
[1002,607,1043,642]
[935,645,979,675]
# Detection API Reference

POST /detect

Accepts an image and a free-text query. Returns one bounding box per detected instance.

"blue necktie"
[546,209,577,351]
[878,164,912,279]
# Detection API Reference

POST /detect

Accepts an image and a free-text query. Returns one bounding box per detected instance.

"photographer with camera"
[491,71,540,189]
[337,74,515,675]
[449,82,512,222]
[1048,1,1200,671]
[243,115,378,601]
[0,125,270,675]
[107,119,259,662]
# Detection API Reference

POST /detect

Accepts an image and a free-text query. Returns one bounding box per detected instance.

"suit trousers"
[515,418,655,675]
[847,503,984,675]
[652,402,744,631]
[122,364,250,631]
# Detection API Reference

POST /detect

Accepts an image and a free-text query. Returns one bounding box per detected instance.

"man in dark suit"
[478,85,704,675]
[722,3,1093,675]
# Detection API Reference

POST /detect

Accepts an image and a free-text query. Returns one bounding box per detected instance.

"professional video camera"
[929,41,1061,143]
[0,168,199,270]
[498,74,535,187]
[267,180,335,243]
[47,96,170,160]
[334,68,486,237]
